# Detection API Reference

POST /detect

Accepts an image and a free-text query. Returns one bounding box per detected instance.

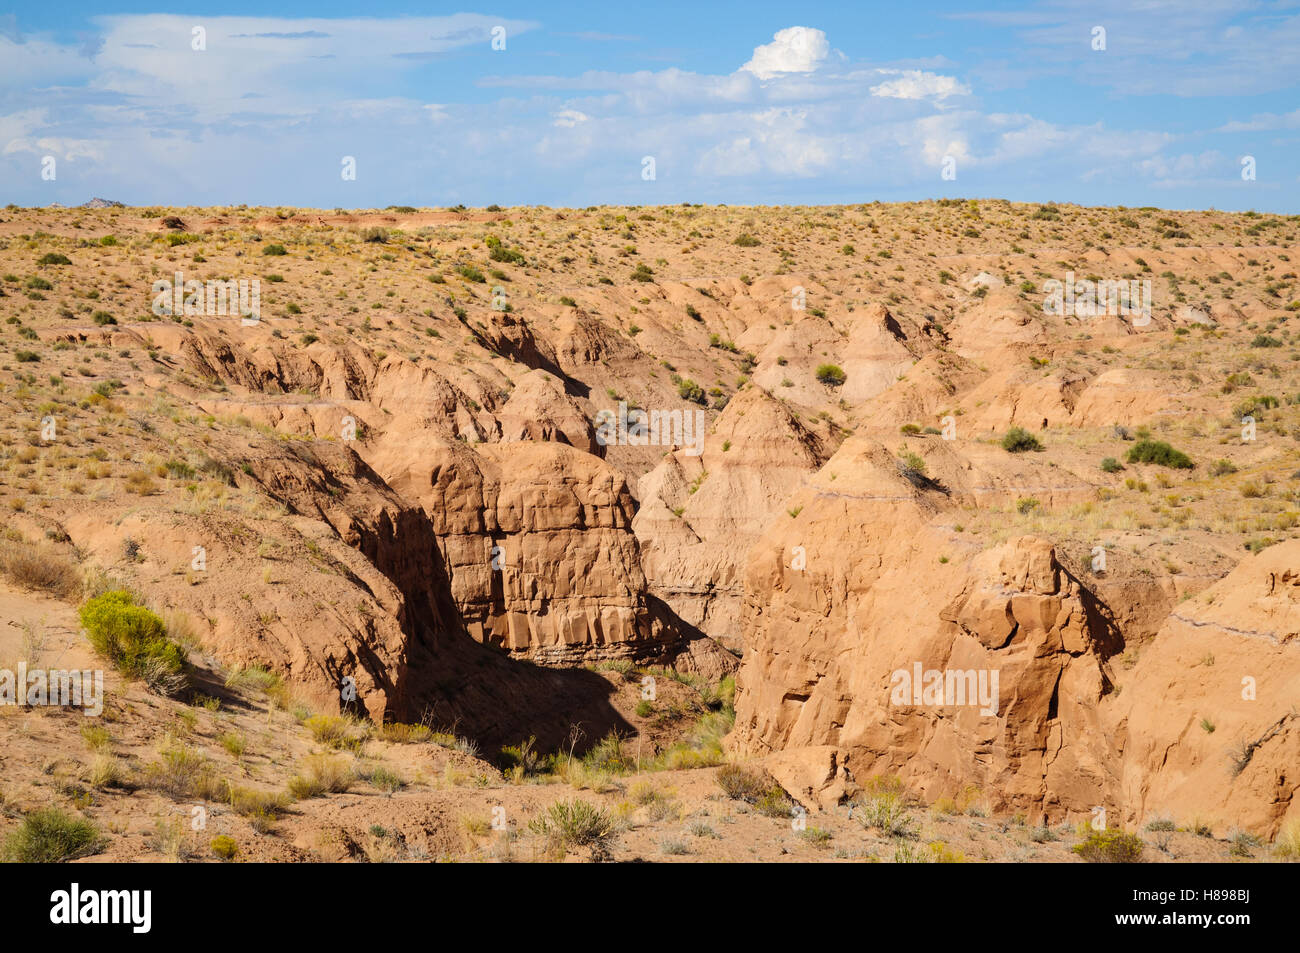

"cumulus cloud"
[552,109,589,127]
[869,70,970,101]
[740,27,830,80]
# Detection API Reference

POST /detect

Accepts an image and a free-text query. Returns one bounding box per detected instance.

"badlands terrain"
[0,198,1297,863]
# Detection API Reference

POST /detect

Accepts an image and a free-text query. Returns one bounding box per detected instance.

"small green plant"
[1,808,100,862]
[210,835,239,861]
[1072,829,1144,863]
[368,767,404,793]
[854,777,917,838]
[1126,440,1193,469]
[677,378,706,405]
[1001,427,1043,453]
[287,754,354,799]
[1100,457,1123,473]
[528,800,617,857]
[815,363,846,386]
[304,713,362,751]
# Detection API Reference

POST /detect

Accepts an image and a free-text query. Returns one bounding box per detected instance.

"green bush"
[262,244,287,256]
[1100,457,1123,473]
[210,835,239,861]
[815,363,846,386]
[38,253,71,266]
[1072,829,1144,863]
[1126,439,1193,469]
[528,800,616,854]
[2,808,100,862]
[677,378,706,405]
[716,764,791,816]
[1001,427,1043,453]
[79,591,188,694]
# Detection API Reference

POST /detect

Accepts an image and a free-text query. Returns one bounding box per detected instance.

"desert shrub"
[287,754,354,799]
[1,808,100,862]
[488,244,525,264]
[457,264,485,283]
[815,363,846,386]
[224,664,289,708]
[500,735,544,776]
[360,226,388,243]
[78,590,188,693]
[1001,427,1043,453]
[755,788,794,817]
[304,713,364,751]
[379,722,432,744]
[716,763,791,815]
[262,243,287,256]
[1274,818,1300,860]
[733,233,760,247]
[38,253,71,265]
[0,540,81,599]
[210,835,238,861]
[1073,829,1144,863]
[1227,828,1262,857]
[716,764,770,802]
[87,754,129,789]
[899,452,926,475]
[1126,439,1193,469]
[1100,457,1123,473]
[367,767,404,793]
[145,742,223,799]
[677,378,706,405]
[528,800,616,856]
[854,776,918,837]
[581,732,636,774]
[226,784,289,832]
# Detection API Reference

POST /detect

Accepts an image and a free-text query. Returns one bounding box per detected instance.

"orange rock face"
[730,433,1298,832]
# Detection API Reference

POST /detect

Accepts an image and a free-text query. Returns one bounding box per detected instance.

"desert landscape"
[0,198,1296,864]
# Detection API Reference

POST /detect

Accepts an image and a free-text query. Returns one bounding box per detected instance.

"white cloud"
[1216,109,1300,133]
[740,27,830,80]
[552,109,589,127]
[869,70,970,101]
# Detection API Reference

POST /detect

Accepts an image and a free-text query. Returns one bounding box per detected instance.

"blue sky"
[2,1,1298,210]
